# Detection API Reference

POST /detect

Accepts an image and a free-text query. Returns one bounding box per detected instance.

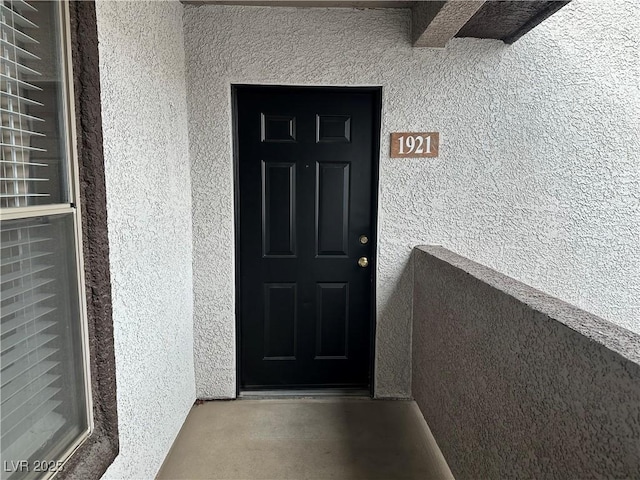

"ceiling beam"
[412,0,486,48]
[456,1,571,44]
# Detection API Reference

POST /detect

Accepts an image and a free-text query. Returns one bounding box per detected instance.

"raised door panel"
[316,115,351,143]
[263,283,297,360]
[262,160,296,257]
[315,283,349,359]
[316,162,350,257]
[261,114,296,143]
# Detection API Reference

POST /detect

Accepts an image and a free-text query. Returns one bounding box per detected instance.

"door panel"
[315,282,349,359]
[262,161,296,257]
[316,162,350,257]
[237,86,379,390]
[263,283,297,360]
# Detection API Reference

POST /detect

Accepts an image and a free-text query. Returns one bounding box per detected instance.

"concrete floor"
[156,398,453,480]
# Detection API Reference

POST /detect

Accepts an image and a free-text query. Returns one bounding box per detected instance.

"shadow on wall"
[376,249,414,398]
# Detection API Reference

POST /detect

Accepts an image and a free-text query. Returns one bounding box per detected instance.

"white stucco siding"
[185,0,640,399]
[95,1,195,478]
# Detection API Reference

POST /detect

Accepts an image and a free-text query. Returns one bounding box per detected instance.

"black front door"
[236,86,379,390]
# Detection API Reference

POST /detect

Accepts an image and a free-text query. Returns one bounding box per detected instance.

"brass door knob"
[358,257,369,268]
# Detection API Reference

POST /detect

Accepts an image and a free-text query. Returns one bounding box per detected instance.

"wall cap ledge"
[413,245,640,368]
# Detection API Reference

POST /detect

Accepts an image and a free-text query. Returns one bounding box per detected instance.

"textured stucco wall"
[412,246,640,479]
[95,2,196,478]
[185,0,640,398]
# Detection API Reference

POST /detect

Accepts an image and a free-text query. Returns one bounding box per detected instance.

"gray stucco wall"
[184,0,640,399]
[95,1,196,478]
[412,246,640,479]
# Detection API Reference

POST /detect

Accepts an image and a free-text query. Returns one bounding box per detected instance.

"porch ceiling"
[183,0,571,47]
[182,1,416,7]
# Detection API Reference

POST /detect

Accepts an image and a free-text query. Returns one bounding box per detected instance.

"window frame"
[56,2,119,476]
[1,0,95,470]
[2,1,119,478]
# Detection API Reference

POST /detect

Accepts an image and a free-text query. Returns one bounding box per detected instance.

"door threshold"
[239,389,371,399]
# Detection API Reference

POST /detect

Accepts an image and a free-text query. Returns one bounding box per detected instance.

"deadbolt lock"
[358,257,369,268]
[359,235,369,245]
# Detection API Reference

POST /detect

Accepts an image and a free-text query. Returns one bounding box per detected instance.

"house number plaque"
[390,132,439,158]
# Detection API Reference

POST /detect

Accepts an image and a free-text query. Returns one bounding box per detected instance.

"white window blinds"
[1,0,45,208]
[1,215,88,480]
[1,2,89,478]
[1,0,65,209]
[1,220,62,466]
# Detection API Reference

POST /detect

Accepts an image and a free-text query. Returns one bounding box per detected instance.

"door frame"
[231,84,382,397]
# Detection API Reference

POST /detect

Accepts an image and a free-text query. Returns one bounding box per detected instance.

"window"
[1,1,92,477]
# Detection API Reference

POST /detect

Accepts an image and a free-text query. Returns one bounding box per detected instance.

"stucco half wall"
[412,245,640,478]
[184,0,640,398]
